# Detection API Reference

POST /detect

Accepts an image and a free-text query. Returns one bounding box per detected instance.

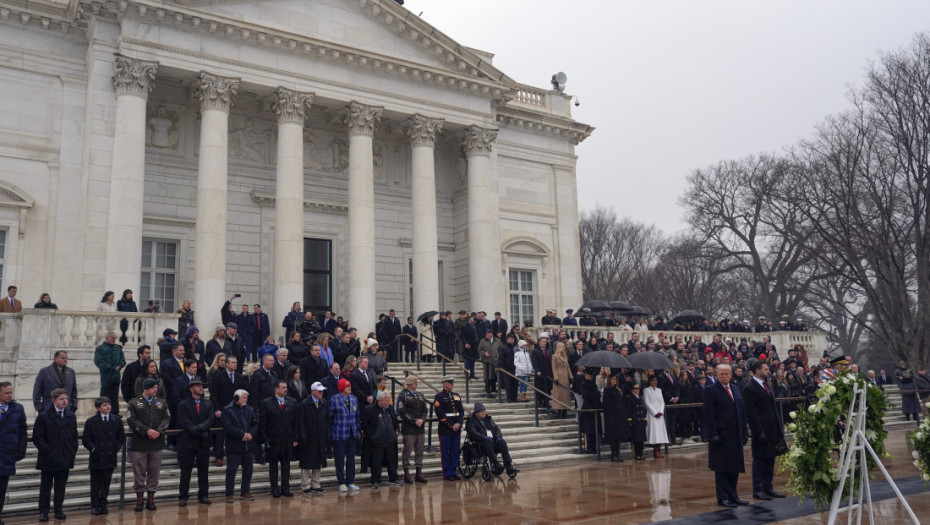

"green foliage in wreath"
[776,373,888,510]
[909,404,930,483]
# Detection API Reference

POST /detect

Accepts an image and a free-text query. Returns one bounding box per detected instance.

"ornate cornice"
[193,71,239,112]
[265,87,314,125]
[496,107,595,145]
[112,55,158,99]
[403,114,444,147]
[341,101,383,137]
[250,190,348,215]
[143,215,195,228]
[460,125,497,157]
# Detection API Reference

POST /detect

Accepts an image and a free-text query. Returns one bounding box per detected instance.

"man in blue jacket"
[0,381,28,525]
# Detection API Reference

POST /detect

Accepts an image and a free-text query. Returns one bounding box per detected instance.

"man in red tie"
[743,360,787,501]
[176,378,214,506]
[703,363,749,508]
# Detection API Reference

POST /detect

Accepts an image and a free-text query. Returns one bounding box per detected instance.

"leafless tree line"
[580,33,930,369]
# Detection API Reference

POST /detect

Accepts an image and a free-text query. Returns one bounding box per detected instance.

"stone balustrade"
[512,85,548,108]
[528,326,828,360]
[0,310,179,416]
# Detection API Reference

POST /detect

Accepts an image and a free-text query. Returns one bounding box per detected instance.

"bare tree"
[680,154,823,320]
[578,206,663,301]
[790,33,930,369]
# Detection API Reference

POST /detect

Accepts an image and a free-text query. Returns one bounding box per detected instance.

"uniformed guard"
[127,377,170,512]
[578,308,597,326]
[434,376,464,481]
[541,308,561,326]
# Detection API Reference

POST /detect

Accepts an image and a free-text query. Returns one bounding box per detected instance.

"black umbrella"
[578,300,611,313]
[417,310,440,323]
[608,300,633,313]
[627,351,674,371]
[671,309,704,324]
[627,305,650,317]
[575,351,633,369]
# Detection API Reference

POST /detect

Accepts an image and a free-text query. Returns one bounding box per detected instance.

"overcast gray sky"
[401,0,930,233]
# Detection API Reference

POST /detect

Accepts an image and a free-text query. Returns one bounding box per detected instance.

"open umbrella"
[577,300,611,313]
[670,309,704,325]
[626,305,650,318]
[627,351,674,371]
[575,351,633,369]
[417,310,440,323]
[608,300,633,313]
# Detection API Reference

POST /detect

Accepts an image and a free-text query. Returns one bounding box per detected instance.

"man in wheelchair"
[465,402,519,477]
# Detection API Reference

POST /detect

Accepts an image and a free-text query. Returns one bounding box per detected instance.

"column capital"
[341,101,383,137]
[460,125,497,157]
[266,87,314,125]
[111,54,158,99]
[404,114,444,147]
[194,71,240,112]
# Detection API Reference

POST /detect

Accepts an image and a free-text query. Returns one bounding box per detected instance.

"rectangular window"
[304,238,332,314]
[509,269,536,327]
[141,239,178,312]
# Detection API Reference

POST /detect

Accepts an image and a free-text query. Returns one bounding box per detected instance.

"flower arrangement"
[777,373,888,510]
[909,403,930,483]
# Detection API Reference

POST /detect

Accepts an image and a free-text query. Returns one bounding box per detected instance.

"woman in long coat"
[551,342,573,418]
[624,383,647,460]
[602,374,629,462]
[418,318,436,362]
[643,374,669,458]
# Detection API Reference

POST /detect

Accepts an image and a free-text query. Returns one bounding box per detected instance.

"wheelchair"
[458,439,518,481]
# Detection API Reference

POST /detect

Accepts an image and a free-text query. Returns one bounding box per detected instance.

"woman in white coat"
[513,340,534,403]
[643,374,669,458]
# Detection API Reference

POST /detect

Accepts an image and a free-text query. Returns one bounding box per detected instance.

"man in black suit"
[32,351,78,413]
[177,378,214,506]
[878,369,891,385]
[657,368,681,445]
[321,362,342,402]
[742,361,787,501]
[160,344,187,446]
[33,389,78,522]
[82,396,125,515]
[490,312,508,340]
[224,322,247,367]
[210,355,248,466]
[299,344,328,387]
[703,363,749,508]
[121,345,151,404]
[251,304,271,354]
[272,349,290,381]
[248,355,277,410]
[260,380,298,498]
[531,335,553,412]
[350,355,378,473]
[382,309,402,362]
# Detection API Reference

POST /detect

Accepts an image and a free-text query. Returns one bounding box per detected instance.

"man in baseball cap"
[330,378,361,492]
[299,382,329,494]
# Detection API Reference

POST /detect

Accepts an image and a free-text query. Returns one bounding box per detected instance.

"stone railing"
[527,326,829,360]
[0,310,179,416]
[512,84,548,108]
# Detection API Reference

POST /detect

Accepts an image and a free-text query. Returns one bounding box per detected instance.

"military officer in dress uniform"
[540,308,561,326]
[579,308,597,326]
[434,376,464,481]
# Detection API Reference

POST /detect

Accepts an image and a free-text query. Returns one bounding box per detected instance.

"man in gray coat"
[33,351,78,413]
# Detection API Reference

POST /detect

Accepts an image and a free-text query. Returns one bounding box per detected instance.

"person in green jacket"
[95,332,126,415]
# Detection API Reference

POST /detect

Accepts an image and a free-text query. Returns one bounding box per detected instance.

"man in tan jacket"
[0,285,22,312]
[478,331,501,398]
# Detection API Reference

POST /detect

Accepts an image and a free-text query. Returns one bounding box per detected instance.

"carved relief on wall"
[229,117,275,164]
[146,104,180,150]
[302,128,327,171]
[330,138,349,172]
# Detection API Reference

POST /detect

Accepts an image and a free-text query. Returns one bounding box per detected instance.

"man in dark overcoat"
[260,380,298,497]
[177,378,215,506]
[742,360,787,500]
[297,382,329,494]
[82,396,125,515]
[0,381,28,524]
[33,389,78,522]
[703,363,749,508]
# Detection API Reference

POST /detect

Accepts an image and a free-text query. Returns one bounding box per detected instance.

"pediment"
[502,237,550,258]
[175,0,510,84]
[0,180,35,210]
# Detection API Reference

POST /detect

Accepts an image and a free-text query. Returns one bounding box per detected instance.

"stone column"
[404,114,444,316]
[341,101,382,335]
[192,72,239,319]
[461,125,499,311]
[267,87,313,333]
[104,55,158,296]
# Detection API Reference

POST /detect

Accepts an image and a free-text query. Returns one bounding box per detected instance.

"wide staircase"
[3,361,580,515]
[4,363,917,516]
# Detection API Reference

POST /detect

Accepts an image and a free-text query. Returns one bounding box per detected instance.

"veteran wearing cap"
[298,382,329,494]
[176,378,215,506]
[127,377,170,512]
[434,376,464,480]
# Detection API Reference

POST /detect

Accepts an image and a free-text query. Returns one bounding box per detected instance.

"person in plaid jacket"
[328,379,361,492]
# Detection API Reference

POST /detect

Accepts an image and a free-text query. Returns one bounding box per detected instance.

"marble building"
[0,0,593,336]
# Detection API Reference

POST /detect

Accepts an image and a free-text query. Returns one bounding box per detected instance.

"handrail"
[497,367,573,410]
[402,369,472,418]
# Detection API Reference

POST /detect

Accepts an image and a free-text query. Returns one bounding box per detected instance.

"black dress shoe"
[753,492,773,500]
[54,513,67,520]
[281,491,293,498]
[39,514,49,522]
[271,489,281,498]
[101,507,109,515]
[91,507,102,516]
[766,491,787,498]
[733,498,749,506]
[198,497,212,505]
[178,499,188,507]
[717,500,737,508]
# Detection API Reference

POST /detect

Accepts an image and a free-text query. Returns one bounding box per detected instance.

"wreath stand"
[827,384,918,524]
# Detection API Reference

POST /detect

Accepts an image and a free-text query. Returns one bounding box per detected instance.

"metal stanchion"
[118,438,127,509]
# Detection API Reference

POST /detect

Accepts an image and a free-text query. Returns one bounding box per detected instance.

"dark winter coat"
[260,396,299,459]
[33,406,78,471]
[742,379,786,459]
[0,401,28,476]
[602,387,630,442]
[177,397,214,451]
[221,402,259,454]
[82,412,125,470]
[624,393,648,443]
[704,381,748,473]
[297,396,329,470]
[579,378,601,435]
